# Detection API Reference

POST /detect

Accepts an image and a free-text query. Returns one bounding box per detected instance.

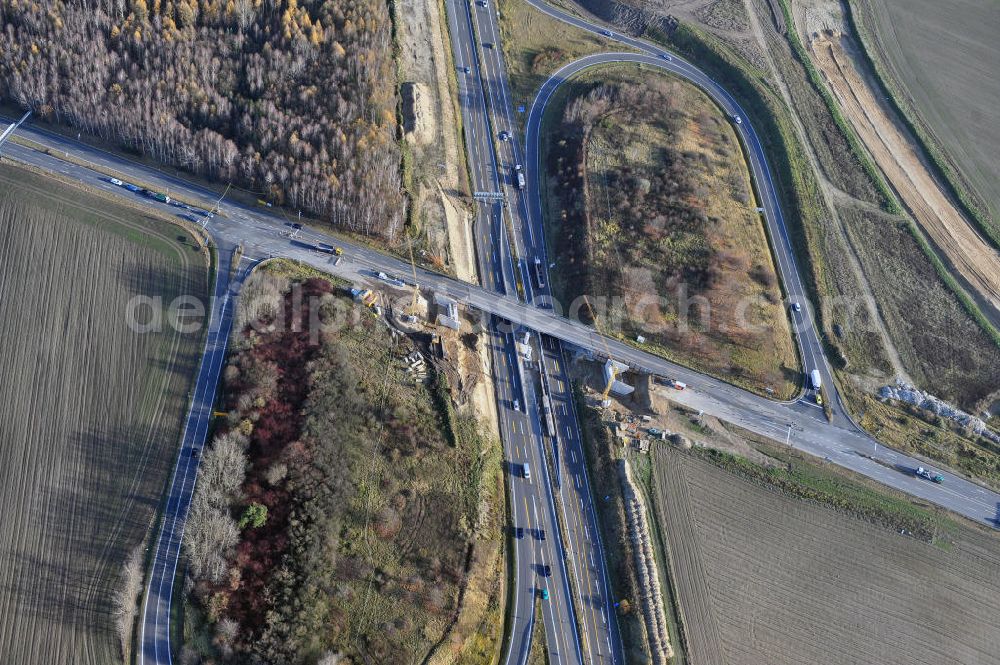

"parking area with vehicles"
[651,443,1000,665]
[0,163,208,665]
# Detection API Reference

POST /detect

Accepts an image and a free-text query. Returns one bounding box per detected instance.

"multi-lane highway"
[446,0,622,661]
[2,7,999,660]
[3,108,998,548]
[444,0,590,661]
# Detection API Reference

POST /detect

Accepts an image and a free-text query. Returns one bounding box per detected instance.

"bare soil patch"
[394,0,469,273]
[0,164,207,665]
[652,445,1000,665]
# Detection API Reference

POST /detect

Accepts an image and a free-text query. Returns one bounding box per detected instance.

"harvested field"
[851,0,1000,231]
[652,445,1000,665]
[809,32,1000,325]
[0,164,208,664]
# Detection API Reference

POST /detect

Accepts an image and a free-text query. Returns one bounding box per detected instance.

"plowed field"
[652,446,1000,665]
[0,165,207,664]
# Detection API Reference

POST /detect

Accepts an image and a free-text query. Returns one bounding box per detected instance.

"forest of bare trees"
[0,0,405,238]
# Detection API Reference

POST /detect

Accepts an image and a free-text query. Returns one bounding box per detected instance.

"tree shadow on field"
[117,253,208,308]
[0,421,181,637]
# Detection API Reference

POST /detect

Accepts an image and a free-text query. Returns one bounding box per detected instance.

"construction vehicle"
[291,239,319,252]
[316,242,342,255]
[916,467,944,483]
[350,287,378,308]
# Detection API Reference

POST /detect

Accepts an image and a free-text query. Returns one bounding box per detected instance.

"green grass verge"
[691,443,959,543]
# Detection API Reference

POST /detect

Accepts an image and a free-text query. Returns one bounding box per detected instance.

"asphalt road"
[137,249,251,665]
[2,109,998,539]
[459,1,624,662]
[524,54,841,422]
[444,0,585,662]
[2,24,999,659]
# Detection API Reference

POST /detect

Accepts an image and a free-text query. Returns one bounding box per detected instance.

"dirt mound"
[400,81,436,145]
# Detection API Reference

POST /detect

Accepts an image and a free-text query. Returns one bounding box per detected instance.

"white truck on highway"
[514,164,526,190]
[377,272,406,288]
[916,467,944,483]
[810,369,822,391]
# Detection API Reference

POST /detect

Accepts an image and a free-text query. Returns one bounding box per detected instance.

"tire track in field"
[651,448,726,665]
[0,166,207,665]
[653,446,1000,665]
[0,169,204,664]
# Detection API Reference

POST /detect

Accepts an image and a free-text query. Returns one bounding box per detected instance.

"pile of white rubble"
[878,380,999,445]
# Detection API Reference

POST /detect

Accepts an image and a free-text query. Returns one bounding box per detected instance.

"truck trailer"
[809,369,822,391]
[514,164,526,190]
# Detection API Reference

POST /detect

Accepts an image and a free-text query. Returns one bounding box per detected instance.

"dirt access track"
[809,32,1000,323]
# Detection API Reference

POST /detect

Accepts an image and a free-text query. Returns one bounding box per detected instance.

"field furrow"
[0,165,207,665]
[652,446,1000,665]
